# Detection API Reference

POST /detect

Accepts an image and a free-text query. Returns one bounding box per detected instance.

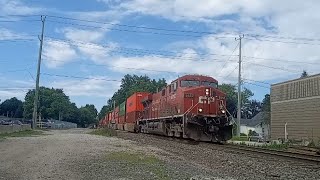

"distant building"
[271,74,320,142]
[240,112,270,139]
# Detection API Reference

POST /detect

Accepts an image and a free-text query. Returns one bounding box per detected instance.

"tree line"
[0,87,97,127]
[1,74,272,127]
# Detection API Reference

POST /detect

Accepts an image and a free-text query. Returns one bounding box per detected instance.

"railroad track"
[223,144,320,164]
[130,132,320,164]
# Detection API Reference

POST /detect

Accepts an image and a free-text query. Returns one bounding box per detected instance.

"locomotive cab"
[139,74,233,143]
[175,75,233,142]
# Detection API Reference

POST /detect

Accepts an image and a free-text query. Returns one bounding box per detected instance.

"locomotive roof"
[171,74,218,83]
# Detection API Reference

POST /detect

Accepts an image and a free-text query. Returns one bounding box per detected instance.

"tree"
[104,74,167,112]
[301,70,308,78]
[78,104,97,127]
[262,94,271,124]
[219,84,254,118]
[0,97,23,118]
[98,105,109,120]
[23,87,79,123]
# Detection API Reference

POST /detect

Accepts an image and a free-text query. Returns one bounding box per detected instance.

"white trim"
[271,95,320,104]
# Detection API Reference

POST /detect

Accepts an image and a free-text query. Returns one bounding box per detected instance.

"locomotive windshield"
[202,81,218,88]
[181,80,200,87]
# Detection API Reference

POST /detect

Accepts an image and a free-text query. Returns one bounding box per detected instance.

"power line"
[0,20,40,23]
[45,37,237,63]
[243,56,320,65]
[47,19,233,38]
[217,42,239,76]
[242,78,271,85]
[47,15,235,36]
[46,36,238,58]
[246,37,320,46]
[244,62,302,73]
[246,34,320,42]
[41,73,121,82]
[244,81,270,89]
[46,15,320,43]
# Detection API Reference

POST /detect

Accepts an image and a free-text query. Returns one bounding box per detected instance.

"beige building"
[271,74,320,142]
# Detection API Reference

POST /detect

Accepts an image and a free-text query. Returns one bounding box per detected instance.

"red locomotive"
[137,74,233,142]
[102,74,233,143]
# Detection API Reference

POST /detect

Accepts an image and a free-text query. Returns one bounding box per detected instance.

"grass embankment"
[231,136,249,141]
[89,128,117,137]
[106,151,169,180]
[0,130,44,139]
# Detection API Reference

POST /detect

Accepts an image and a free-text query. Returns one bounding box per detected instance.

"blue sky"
[1,0,320,111]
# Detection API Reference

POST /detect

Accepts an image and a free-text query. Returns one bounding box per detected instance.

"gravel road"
[0,129,319,180]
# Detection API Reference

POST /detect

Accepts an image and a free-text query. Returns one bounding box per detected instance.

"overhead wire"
[41,73,122,82]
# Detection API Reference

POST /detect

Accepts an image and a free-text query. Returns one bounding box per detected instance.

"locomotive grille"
[185,93,194,98]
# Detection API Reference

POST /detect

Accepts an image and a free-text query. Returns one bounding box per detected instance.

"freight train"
[99,74,233,143]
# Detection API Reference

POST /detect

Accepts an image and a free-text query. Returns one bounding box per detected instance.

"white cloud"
[0,0,42,15]
[49,76,120,97]
[0,28,33,40]
[61,28,106,43]
[43,40,78,68]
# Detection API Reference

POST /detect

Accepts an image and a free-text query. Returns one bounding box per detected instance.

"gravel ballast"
[0,129,319,180]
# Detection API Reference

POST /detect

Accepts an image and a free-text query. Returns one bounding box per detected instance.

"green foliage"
[89,128,117,137]
[261,143,288,150]
[301,70,308,78]
[262,94,271,124]
[23,87,73,120]
[78,104,98,128]
[219,83,254,118]
[98,105,108,120]
[0,97,23,118]
[0,130,44,139]
[104,74,167,112]
[232,136,249,141]
[23,87,97,127]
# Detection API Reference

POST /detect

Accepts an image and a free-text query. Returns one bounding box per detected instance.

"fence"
[38,119,77,129]
[0,124,31,134]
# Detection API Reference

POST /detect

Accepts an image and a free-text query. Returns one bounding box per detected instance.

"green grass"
[106,151,169,180]
[261,143,289,150]
[89,128,117,137]
[231,136,249,141]
[0,130,44,139]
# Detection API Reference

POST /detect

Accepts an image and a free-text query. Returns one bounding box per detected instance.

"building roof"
[240,112,267,127]
[271,73,320,86]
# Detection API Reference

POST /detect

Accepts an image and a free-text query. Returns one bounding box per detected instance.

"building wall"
[271,74,320,141]
[240,125,255,135]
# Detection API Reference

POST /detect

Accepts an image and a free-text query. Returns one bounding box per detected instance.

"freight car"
[105,74,233,143]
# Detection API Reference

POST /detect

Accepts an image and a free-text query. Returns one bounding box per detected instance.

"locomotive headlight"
[205,89,209,95]
[221,110,226,114]
[198,108,203,113]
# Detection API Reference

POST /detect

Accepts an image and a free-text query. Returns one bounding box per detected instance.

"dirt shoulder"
[0,129,230,180]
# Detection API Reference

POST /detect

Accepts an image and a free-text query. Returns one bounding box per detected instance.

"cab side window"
[173,81,177,92]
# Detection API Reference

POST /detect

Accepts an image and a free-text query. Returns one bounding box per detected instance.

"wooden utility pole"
[235,34,244,137]
[32,15,46,129]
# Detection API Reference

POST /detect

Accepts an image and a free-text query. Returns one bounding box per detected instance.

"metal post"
[235,35,244,137]
[284,122,288,142]
[32,15,46,129]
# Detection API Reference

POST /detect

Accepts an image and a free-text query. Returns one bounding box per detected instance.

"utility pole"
[32,15,46,129]
[235,34,244,137]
